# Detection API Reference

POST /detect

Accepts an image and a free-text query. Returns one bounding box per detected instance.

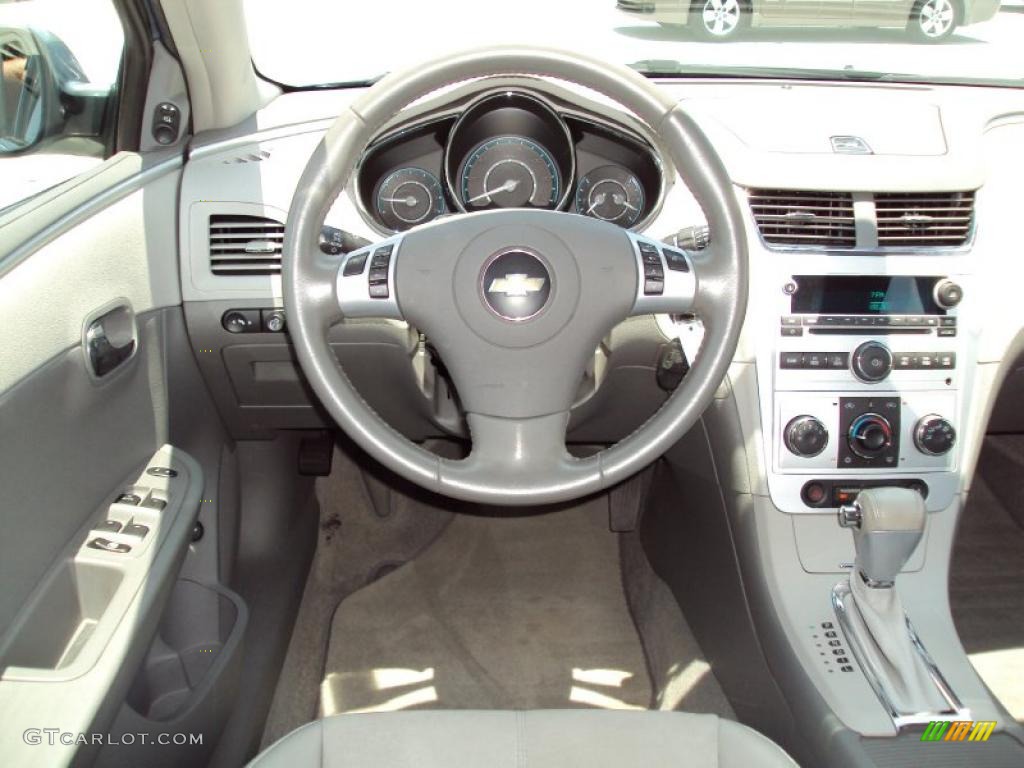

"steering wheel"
[283,47,747,506]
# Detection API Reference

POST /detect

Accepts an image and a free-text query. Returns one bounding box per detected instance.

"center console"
[764,273,967,514]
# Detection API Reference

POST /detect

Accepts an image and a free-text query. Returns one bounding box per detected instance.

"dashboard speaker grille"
[748,189,856,248]
[874,191,974,247]
[208,214,284,275]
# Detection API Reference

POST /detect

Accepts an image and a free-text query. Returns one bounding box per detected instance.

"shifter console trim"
[832,581,970,729]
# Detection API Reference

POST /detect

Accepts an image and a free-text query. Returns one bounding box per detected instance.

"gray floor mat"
[320,499,654,714]
[951,464,1024,721]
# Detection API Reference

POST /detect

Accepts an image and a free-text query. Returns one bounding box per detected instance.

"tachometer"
[575,165,645,228]
[375,167,447,231]
[460,136,560,211]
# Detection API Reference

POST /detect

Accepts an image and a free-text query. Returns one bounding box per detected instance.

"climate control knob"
[784,415,829,458]
[848,413,893,459]
[914,415,956,456]
[851,341,893,383]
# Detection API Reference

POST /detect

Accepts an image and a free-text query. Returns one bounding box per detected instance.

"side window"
[0,0,125,211]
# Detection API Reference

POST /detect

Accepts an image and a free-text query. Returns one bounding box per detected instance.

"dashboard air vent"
[874,191,974,247]
[748,189,856,248]
[208,215,284,275]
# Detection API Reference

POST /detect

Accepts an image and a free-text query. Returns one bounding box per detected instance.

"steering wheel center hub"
[481,248,552,322]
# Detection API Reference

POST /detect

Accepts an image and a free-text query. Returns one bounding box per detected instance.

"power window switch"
[122,523,150,538]
[141,497,167,511]
[115,493,141,505]
[88,537,131,554]
[95,520,122,534]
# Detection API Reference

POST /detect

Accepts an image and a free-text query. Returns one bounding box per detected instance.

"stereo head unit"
[790,276,951,316]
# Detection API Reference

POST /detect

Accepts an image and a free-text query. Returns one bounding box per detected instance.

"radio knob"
[914,415,956,456]
[848,413,893,459]
[933,279,963,310]
[851,341,893,383]
[784,415,829,458]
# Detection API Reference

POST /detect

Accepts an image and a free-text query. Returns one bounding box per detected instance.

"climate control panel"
[775,390,957,474]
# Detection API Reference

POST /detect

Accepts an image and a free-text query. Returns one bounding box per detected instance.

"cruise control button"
[368,268,389,283]
[369,284,390,299]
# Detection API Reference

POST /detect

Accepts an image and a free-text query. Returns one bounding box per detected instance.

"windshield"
[244,0,1023,88]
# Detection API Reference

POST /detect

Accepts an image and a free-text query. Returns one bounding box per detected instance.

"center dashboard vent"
[874,191,974,247]
[748,189,856,248]
[208,214,284,275]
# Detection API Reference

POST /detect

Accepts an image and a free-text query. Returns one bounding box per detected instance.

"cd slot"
[809,328,931,335]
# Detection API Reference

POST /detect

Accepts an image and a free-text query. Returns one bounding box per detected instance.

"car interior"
[1,0,1023,766]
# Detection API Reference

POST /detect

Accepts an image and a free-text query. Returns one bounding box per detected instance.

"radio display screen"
[790,276,944,315]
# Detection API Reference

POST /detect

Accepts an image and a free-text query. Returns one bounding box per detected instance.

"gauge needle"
[586,192,607,214]
[381,196,418,206]
[467,179,519,204]
[612,194,638,212]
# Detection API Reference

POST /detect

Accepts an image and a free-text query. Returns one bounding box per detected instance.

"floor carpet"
[319,499,654,715]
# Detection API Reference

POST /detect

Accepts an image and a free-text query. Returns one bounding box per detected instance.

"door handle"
[84,301,137,378]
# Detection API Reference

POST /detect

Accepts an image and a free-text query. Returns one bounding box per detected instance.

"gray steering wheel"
[283,47,747,505]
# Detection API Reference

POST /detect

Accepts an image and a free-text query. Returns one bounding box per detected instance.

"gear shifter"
[840,486,925,587]
[837,488,950,716]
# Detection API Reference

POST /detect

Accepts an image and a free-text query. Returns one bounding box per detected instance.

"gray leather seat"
[249,710,798,767]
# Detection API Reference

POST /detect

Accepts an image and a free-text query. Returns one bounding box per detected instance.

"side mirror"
[0,25,112,156]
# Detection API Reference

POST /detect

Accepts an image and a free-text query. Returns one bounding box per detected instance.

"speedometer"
[459,136,560,211]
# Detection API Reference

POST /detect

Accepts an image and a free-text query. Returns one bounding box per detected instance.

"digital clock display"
[790,276,944,316]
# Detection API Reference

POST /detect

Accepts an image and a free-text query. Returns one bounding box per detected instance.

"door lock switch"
[87,537,132,554]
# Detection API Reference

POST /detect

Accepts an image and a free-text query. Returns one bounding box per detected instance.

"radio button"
[938,328,957,337]
[940,316,957,327]
[806,353,825,369]
[781,327,803,337]
[781,352,803,369]
[782,316,801,326]
[938,353,956,369]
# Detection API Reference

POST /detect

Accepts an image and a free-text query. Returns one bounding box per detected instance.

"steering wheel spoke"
[628,233,697,317]
[336,234,405,320]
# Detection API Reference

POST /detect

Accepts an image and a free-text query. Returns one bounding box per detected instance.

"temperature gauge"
[575,165,645,228]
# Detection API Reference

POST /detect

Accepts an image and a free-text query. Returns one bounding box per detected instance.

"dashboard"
[356,89,662,234]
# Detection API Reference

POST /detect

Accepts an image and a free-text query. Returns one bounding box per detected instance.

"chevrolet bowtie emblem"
[487,274,547,297]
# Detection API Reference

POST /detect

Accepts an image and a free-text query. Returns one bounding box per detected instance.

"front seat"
[248,710,798,767]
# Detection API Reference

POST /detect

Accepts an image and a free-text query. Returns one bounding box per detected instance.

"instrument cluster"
[357,90,662,234]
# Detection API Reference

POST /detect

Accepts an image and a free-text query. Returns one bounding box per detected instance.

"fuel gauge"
[575,165,645,228]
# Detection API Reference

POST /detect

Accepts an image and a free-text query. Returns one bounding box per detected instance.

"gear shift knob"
[839,487,926,587]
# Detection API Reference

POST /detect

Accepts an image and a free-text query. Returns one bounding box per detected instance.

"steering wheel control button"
[343,251,368,276]
[851,341,893,383]
[662,248,690,272]
[87,537,132,554]
[784,416,829,458]
[146,467,178,478]
[481,249,551,322]
[914,415,956,456]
